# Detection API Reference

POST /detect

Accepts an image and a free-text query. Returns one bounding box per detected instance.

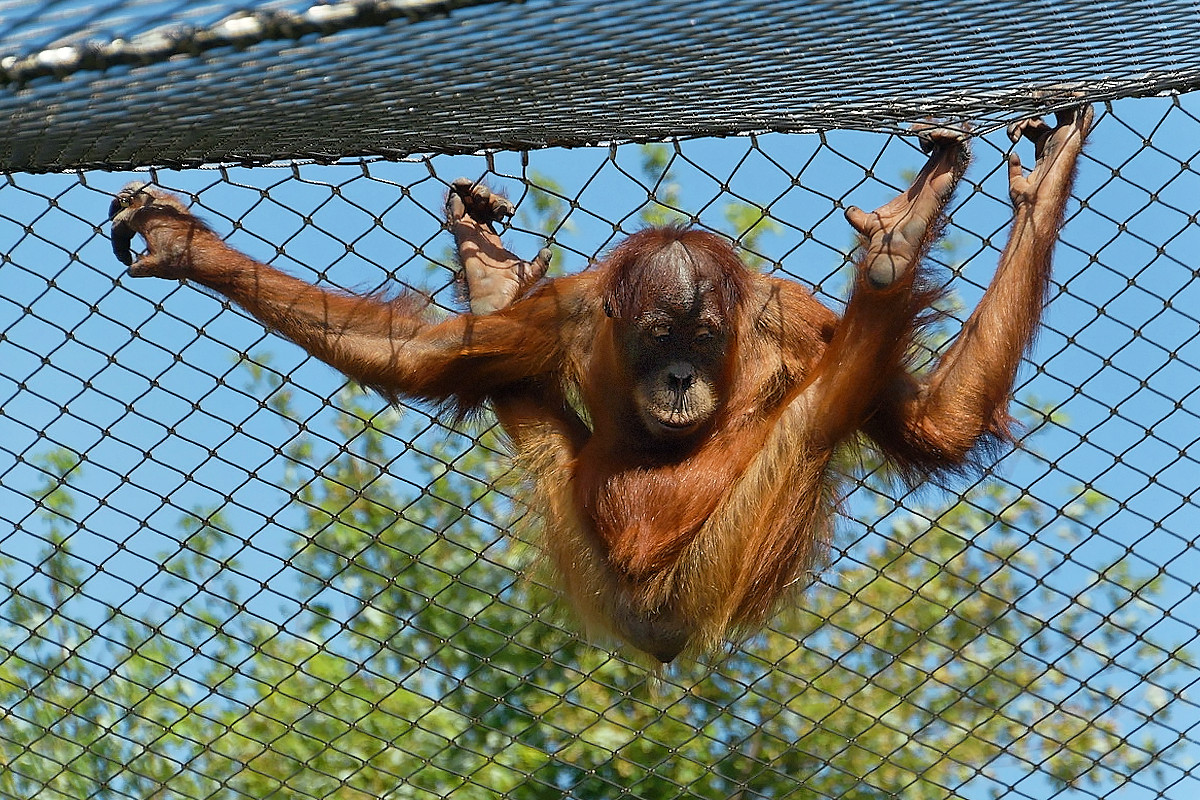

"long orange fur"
[108,107,1092,662]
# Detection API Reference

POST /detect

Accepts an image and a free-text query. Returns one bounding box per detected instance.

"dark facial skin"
[617,242,731,441]
[104,107,1093,663]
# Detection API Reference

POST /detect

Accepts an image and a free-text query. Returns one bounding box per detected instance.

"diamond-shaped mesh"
[2,0,1200,170]
[1,2,1199,799]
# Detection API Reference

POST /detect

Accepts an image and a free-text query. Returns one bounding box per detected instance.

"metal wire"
[1,2,1199,799]
[2,0,1200,171]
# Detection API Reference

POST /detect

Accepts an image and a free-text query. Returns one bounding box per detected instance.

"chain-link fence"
[3,2,1200,799]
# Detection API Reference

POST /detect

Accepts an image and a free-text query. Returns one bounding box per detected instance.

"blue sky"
[1,92,1198,797]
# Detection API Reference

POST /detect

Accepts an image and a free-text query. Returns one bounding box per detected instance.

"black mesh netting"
[2,2,1200,799]
[2,0,1200,171]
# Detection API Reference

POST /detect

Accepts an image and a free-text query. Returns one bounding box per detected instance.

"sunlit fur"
[109,107,1092,663]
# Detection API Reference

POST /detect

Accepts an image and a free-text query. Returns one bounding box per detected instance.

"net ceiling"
[1,0,1199,172]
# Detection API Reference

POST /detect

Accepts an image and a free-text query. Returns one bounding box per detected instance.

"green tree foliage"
[1,155,1188,798]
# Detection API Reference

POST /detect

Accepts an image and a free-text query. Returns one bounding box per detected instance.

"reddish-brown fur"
[109,108,1092,663]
